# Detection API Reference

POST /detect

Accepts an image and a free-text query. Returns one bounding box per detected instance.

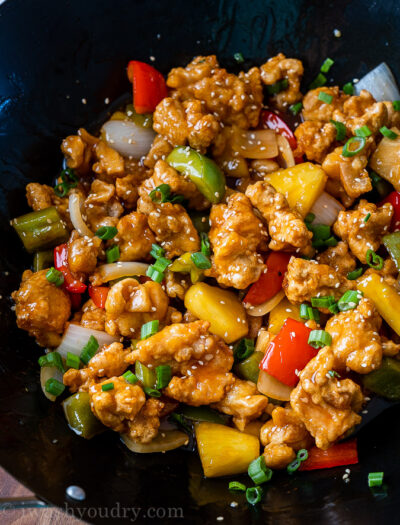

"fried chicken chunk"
[316,241,356,276]
[115,212,155,261]
[26,182,72,228]
[12,269,71,347]
[67,231,102,276]
[260,53,304,110]
[80,299,106,331]
[127,398,165,443]
[294,120,337,163]
[83,179,124,231]
[245,181,313,256]
[206,192,267,289]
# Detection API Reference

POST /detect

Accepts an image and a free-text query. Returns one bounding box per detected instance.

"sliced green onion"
[38,351,65,373]
[155,365,172,389]
[45,267,64,287]
[300,304,320,322]
[122,370,138,384]
[146,265,165,283]
[169,413,192,434]
[80,335,99,365]
[95,226,118,240]
[328,370,341,378]
[106,245,120,263]
[355,125,372,138]
[54,168,78,197]
[289,102,303,116]
[234,52,244,63]
[366,249,384,270]
[309,72,327,90]
[328,302,339,314]
[143,387,161,397]
[248,456,273,485]
[102,382,114,392]
[266,78,289,95]
[380,126,398,140]
[141,320,159,340]
[308,329,332,349]
[305,212,316,224]
[330,120,347,141]
[343,82,354,95]
[318,91,333,104]
[297,449,308,462]
[337,290,363,312]
[307,223,331,240]
[152,257,171,273]
[229,481,247,492]
[246,486,264,505]
[364,213,371,223]
[311,296,336,308]
[45,378,65,397]
[150,244,165,259]
[347,268,364,280]
[368,472,384,487]
[320,58,334,73]
[190,252,211,269]
[66,352,80,370]
[149,183,185,204]
[287,458,301,474]
[200,232,211,257]
[342,136,366,157]
[234,338,255,362]
[392,101,400,111]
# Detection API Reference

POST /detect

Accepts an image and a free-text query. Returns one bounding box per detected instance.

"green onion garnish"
[141,320,159,340]
[200,232,211,257]
[308,329,332,349]
[45,378,65,397]
[330,120,347,141]
[305,212,316,224]
[318,91,333,104]
[54,168,78,197]
[95,226,118,240]
[320,58,334,73]
[347,267,364,280]
[155,365,172,389]
[328,302,339,314]
[45,267,64,287]
[234,52,244,63]
[337,290,363,312]
[266,78,289,95]
[300,304,320,322]
[143,387,161,397]
[289,102,303,116]
[246,486,264,505]
[149,184,185,204]
[190,252,211,269]
[228,481,247,492]
[343,82,354,95]
[297,449,308,462]
[146,265,165,283]
[380,126,398,140]
[233,338,255,362]
[392,101,400,111]
[355,125,372,138]
[368,472,384,487]
[287,458,301,474]
[366,249,384,270]
[311,296,336,308]
[364,213,371,223]
[122,370,138,384]
[152,256,171,273]
[328,370,341,378]
[102,382,114,392]
[309,72,327,90]
[342,136,366,157]
[248,456,273,485]
[80,335,99,364]
[106,245,120,263]
[307,222,338,249]
[38,351,65,373]
[66,352,80,370]
[150,244,165,259]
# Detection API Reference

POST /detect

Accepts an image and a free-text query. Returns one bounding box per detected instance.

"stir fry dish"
[11,53,400,499]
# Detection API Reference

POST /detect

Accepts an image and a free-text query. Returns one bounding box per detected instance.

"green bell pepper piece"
[135,361,157,388]
[189,211,210,233]
[362,357,400,400]
[167,146,226,204]
[383,231,400,270]
[33,250,54,272]
[233,351,263,384]
[62,392,105,439]
[125,104,153,129]
[177,405,229,424]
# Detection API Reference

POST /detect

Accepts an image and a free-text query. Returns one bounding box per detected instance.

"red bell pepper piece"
[260,318,317,387]
[88,285,109,309]
[260,110,303,163]
[243,252,291,306]
[380,191,400,232]
[299,439,358,471]
[127,61,168,114]
[54,244,87,294]
[69,292,82,311]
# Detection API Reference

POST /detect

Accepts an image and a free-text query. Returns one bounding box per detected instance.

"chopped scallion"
[337,290,363,312]
[266,78,289,95]
[308,329,332,349]
[146,265,165,283]
[392,101,400,111]
[311,296,336,308]
[364,213,371,223]
[95,226,118,240]
[54,168,78,197]
[106,245,120,263]
[150,244,165,259]
[233,52,244,63]
[143,387,161,397]
[152,256,171,273]
[122,370,138,384]
[355,125,372,138]
[328,370,341,378]
[190,252,211,269]
[80,335,99,364]
[233,338,255,362]
[330,120,347,141]
[102,382,114,392]
[38,351,65,373]
[343,82,354,95]
[246,486,264,505]
[45,378,65,397]
[309,72,327,90]
[320,57,334,73]
[141,320,159,340]
[366,249,384,270]
[248,456,273,485]
[347,267,363,280]
[368,472,384,487]
[289,102,303,116]
[45,267,64,287]
[342,136,366,157]
[155,365,172,389]
[200,232,211,257]
[287,458,301,474]
[149,183,185,204]
[66,352,80,370]
[297,449,308,462]
[229,481,247,492]
[380,126,398,140]
[318,91,333,104]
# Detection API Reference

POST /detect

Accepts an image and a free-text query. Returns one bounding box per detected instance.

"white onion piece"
[56,323,118,359]
[276,135,295,168]
[310,191,344,226]
[246,290,285,317]
[102,120,156,159]
[236,129,278,159]
[355,62,400,102]
[121,430,189,453]
[40,366,64,402]
[257,369,292,401]
[95,262,149,283]
[255,329,272,353]
[69,193,93,238]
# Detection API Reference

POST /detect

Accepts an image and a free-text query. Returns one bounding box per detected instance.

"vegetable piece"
[191,252,211,269]
[300,304,320,322]
[54,168,78,197]
[311,295,336,308]
[189,211,210,234]
[299,439,358,470]
[337,290,363,312]
[366,249,383,270]
[66,352,80,370]
[80,335,99,365]
[309,73,327,90]
[383,231,400,270]
[169,252,203,284]
[318,91,333,104]
[260,110,297,150]
[357,273,400,336]
[94,262,149,283]
[149,183,185,204]
[380,191,400,232]
[38,351,65,373]
[68,193,93,238]
[355,125,372,138]
[95,226,118,240]
[12,207,69,253]
[347,268,364,280]
[229,481,246,492]
[122,370,138,384]
[45,378,65,397]
[287,459,301,474]
[276,134,296,168]
[308,329,332,349]
[106,245,120,263]
[257,369,293,401]
[141,320,159,340]
[266,78,288,95]
[368,472,384,487]
[55,324,117,359]
[121,429,188,453]
[354,63,400,101]
[233,52,244,63]
[362,357,400,400]
[155,365,172,389]
[195,422,260,477]
[393,101,400,111]
[124,103,153,128]
[233,338,255,362]
[200,232,211,256]
[246,290,285,317]
[234,129,278,159]
[233,351,264,384]
[248,455,273,485]
[246,486,264,505]
[184,282,248,343]
[62,392,105,439]
[127,60,167,114]
[45,267,64,287]
[343,82,354,95]
[260,319,316,387]
[176,405,228,425]
[297,449,308,462]
[330,120,347,141]
[135,361,157,389]
[88,285,109,309]
[265,162,327,217]
[40,366,64,402]
[342,136,366,157]
[268,298,302,335]
[101,119,156,159]
[33,250,54,272]
[243,252,291,306]
[167,146,226,204]
[54,244,87,293]
[370,128,400,191]
[102,382,114,392]
[289,102,303,116]
[320,57,334,73]
[146,265,165,283]
[380,126,398,140]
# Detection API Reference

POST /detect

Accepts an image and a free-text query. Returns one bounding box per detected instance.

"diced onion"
[69,193,93,238]
[40,366,64,402]
[102,120,156,159]
[255,329,272,353]
[276,135,295,168]
[257,369,292,401]
[121,430,189,453]
[310,191,344,226]
[235,129,278,159]
[355,62,400,102]
[246,290,285,317]
[56,323,118,359]
[95,262,149,283]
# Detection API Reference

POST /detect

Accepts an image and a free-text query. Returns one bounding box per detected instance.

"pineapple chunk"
[195,422,260,477]
[268,297,302,335]
[265,162,327,217]
[184,282,248,343]
[370,127,400,191]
